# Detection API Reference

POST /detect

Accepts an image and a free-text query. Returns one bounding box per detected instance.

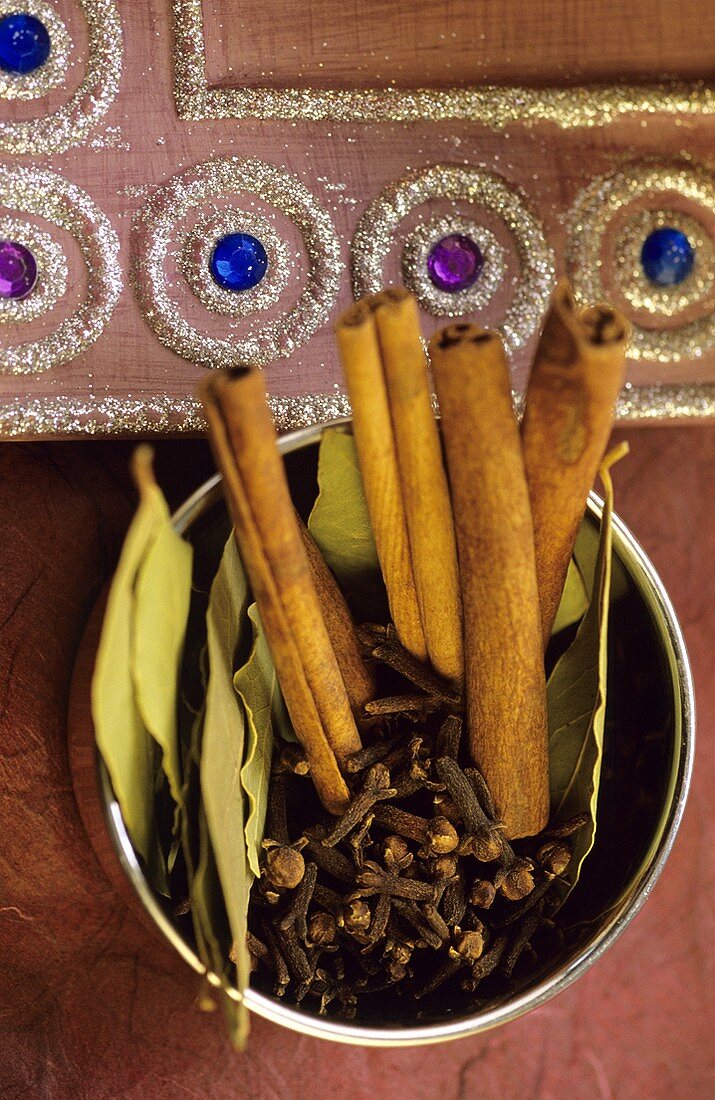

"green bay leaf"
[547,446,625,897]
[307,425,387,617]
[552,558,589,635]
[133,513,193,810]
[234,603,293,877]
[202,535,252,1045]
[92,451,177,893]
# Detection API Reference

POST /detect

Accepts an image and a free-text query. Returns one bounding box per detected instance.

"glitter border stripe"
[2,384,715,439]
[172,0,715,128]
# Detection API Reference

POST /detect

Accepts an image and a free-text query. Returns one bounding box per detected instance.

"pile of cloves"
[246,626,587,1021]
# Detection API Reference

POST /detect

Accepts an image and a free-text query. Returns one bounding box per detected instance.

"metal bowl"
[97,419,694,1047]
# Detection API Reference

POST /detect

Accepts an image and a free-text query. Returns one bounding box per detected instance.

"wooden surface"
[208,0,715,85]
[1,428,713,1098]
[0,0,714,436]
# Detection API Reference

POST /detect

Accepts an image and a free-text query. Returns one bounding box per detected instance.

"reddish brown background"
[1,0,715,1095]
[1,426,713,1098]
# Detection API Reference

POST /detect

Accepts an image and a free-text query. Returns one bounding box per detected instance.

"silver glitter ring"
[179,208,290,318]
[0,0,122,155]
[0,166,122,375]
[613,208,714,317]
[4,381,715,439]
[132,157,343,369]
[0,216,68,324]
[0,0,72,101]
[567,162,715,363]
[352,164,554,352]
[401,214,506,318]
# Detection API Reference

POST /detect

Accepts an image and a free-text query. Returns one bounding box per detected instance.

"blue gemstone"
[640,227,694,287]
[209,233,268,293]
[0,13,51,75]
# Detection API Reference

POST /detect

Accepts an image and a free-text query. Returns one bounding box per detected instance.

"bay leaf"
[92,448,179,894]
[235,603,293,877]
[551,559,588,635]
[133,510,193,810]
[309,424,587,635]
[547,443,628,895]
[201,535,252,1045]
[307,425,387,617]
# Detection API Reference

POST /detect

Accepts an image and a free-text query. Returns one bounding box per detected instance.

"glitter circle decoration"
[640,226,695,288]
[353,166,554,350]
[613,209,714,317]
[0,0,71,100]
[567,164,715,362]
[0,166,122,374]
[180,208,290,319]
[0,0,121,153]
[133,157,343,369]
[401,213,507,319]
[0,239,37,298]
[0,216,68,323]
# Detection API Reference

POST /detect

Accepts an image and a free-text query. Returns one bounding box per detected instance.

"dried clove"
[382,834,413,872]
[348,810,375,868]
[323,763,396,847]
[263,842,307,890]
[372,630,460,706]
[440,873,467,927]
[365,893,392,947]
[435,757,490,835]
[436,714,463,759]
[461,933,509,992]
[276,743,311,776]
[536,840,572,877]
[364,693,441,718]
[464,767,497,821]
[469,879,497,909]
[425,816,459,855]
[345,733,401,774]
[355,860,435,902]
[262,924,291,997]
[502,900,546,980]
[340,898,372,936]
[495,858,535,902]
[303,829,356,884]
[265,769,289,846]
[306,910,337,947]
[372,804,430,845]
[279,861,318,937]
[391,899,445,949]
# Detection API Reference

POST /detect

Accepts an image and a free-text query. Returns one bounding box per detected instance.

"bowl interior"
[99,429,692,1045]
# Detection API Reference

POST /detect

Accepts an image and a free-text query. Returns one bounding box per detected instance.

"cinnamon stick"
[297,516,377,714]
[521,280,628,644]
[373,289,463,687]
[429,325,549,839]
[201,369,360,814]
[336,299,427,664]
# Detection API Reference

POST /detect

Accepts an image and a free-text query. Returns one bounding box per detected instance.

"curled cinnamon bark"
[430,326,549,839]
[336,298,427,664]
[373,288,463,687]
[201,369,361,814]
[522,280,628,644]
[297,516,376,714]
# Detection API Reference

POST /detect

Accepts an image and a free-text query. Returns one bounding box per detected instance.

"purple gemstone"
[427,233,484,293]
[0,240,38,300]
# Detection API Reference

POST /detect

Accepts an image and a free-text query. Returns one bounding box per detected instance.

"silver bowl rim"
[97,418,695,1047]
